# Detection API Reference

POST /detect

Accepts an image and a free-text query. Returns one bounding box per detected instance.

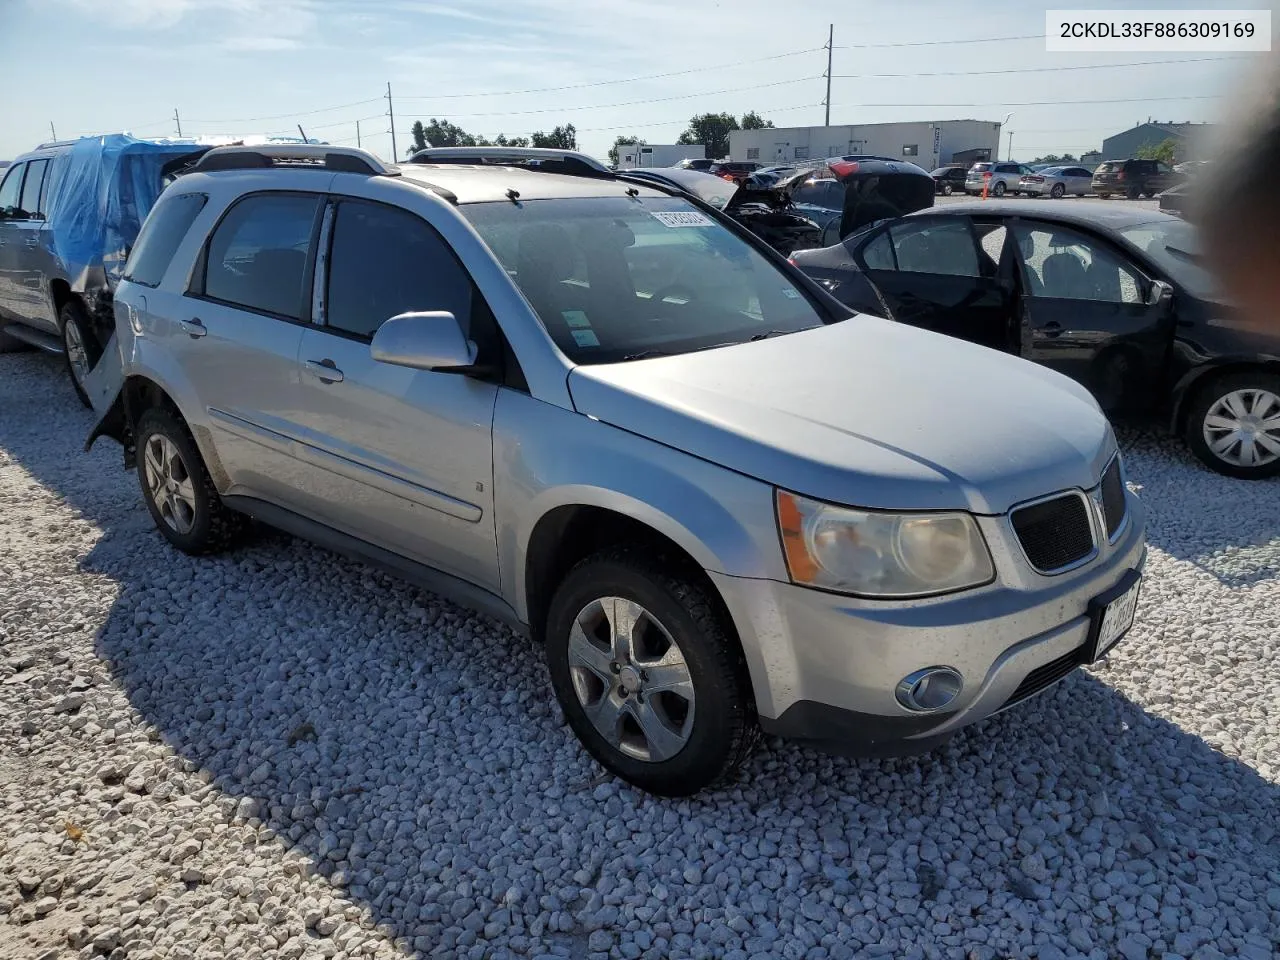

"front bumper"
[711,488,1147,755]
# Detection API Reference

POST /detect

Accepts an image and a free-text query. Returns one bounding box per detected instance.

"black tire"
[992,181,1006,197]
[1183,371,1280,480]
[1050,183,1066,199]
[134,408,248,553]
[1126,185,1141,200]
[1097,192,1112,199]
[59,299,102,409]
[942,184,953,196]
[545,547,759,796]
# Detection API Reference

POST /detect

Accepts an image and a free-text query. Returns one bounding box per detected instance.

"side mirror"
[1147,279,1174,308]
[370,311,477,372]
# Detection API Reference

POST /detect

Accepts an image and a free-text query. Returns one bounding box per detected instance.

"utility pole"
[356,119,361,148]
[824,24,834,127]
[174,108,182,137]
[49,121,57,141]
[386,82,397,160]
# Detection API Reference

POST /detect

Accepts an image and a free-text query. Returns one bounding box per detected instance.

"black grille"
[1011,494,1095,573]
[1100,458,1126,539]
[1002,649,1082,709]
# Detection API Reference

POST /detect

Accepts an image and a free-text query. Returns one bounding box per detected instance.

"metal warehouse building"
[729,120,1002,169]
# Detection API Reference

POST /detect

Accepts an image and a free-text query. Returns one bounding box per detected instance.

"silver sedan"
[1018,165,1094,198]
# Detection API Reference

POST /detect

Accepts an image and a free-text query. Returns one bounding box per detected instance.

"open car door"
[848,214,1019,351]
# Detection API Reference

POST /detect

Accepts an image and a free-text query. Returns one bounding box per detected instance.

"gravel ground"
[1,350,1278,960]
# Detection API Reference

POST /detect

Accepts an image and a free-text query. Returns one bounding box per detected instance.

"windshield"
[462,195,829,364]
[1118,218,1218,300]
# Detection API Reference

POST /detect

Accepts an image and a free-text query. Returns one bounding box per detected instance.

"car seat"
[1041,251,1092,300]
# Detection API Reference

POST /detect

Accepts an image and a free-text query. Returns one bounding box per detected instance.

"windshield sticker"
[562,309,591,329]
[571,328,600,348]
[781,288,801,299]
[651,211,714,228]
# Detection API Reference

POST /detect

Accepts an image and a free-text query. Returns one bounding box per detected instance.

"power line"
[830,95,1222,108]
[832,55,1244,81]
[834,33,1042,49]
[396,47,823,100]
[400,77,822,120]
[180,97,382,125]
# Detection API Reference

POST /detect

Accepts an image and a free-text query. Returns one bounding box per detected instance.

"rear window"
[969,163,991,173]
[125,191,208,288]
[461,195,828,364]
[1096,162,1119,174]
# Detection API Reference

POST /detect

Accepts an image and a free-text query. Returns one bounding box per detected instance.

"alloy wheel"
[63,319,90,390]
[142,434,198,534]
[566,596,695,763]
[1202,388,1280,468]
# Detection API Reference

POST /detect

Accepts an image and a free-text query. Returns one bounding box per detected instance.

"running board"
[1,323,64,355]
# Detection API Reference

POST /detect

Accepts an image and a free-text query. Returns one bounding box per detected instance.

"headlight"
[776,490,995,598]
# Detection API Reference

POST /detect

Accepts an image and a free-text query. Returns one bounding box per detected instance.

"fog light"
[895,667,963,712]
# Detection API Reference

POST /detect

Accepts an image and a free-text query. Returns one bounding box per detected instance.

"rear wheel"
[1050,183,1066,199]
[545,547,758,796]
[59,299,101,408]
[1184,372,1280,479]
[1097,192,1112,199]
[135,408,249,553]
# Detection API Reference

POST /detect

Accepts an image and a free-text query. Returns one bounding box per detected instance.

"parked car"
[673,158,716,172]
[930,166,968,196]
[1017,165,1095,199]
[965,162,1035,197]
[793,200,1280,478]
[1091,159,1179,200]
[620,167,823,255]
[1157,180,1191,217]
[0,135,209,404]
[1173,160,1209,176]
[789,156,936,247]
[708,160,762,184]
[89,145,1146,795]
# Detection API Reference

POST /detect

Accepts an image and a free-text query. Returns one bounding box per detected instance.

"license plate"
[1086,570,1142,661]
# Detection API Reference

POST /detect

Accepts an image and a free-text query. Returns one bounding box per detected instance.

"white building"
[616,143,705,169]
[729,120,1002,170]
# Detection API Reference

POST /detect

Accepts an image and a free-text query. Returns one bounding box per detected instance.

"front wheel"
[135,408,249,553]
[60,299,102,408]
[942,184,954,196]
[545,548,758,796]
[992,181,1007,197]
[1184,372,1280,479]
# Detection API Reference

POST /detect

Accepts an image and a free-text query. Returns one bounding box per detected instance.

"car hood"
[568,318,1115,515]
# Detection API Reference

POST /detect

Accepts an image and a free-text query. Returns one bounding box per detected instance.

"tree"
[608,135,645,166]
[493,134,530,148]
[1137,138,1178,165]
[530,124,577,149]
[740,111,773,131]
[677,112,739,160]
[1029,153,1078,164]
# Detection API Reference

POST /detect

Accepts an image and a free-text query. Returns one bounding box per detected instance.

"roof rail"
[189,144,399,177]
[409,146,612,176]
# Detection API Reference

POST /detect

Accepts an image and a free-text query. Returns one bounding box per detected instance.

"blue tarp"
[43,134,206,290]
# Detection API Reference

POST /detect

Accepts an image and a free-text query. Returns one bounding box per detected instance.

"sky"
[0,0,1268,163]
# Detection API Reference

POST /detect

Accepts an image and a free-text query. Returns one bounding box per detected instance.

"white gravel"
[2,350,1278,960]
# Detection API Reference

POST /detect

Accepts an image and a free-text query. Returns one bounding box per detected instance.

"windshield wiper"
[1164,245,1203,265]
[620,349,671,361]
[748,329,792,341]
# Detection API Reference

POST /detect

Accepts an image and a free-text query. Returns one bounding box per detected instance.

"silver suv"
[89,145,1147,796]
[965,161,1036,197]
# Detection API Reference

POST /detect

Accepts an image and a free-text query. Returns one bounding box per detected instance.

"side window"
[0,163,24,217]
[325,200,473,341]
[1013,224,1144,303]
[203,193,319,319]
[976,224,1007,272]
[125,192,208,288]
[860,230,896,270]
[18,160,48,220]
[889,219,980,276]
[1157,162,1173,174]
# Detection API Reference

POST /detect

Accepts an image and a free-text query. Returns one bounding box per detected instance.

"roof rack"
[189,144,399,177]
[409,146,612,177]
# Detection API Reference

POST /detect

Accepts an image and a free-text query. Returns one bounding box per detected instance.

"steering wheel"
[651,283,699,305]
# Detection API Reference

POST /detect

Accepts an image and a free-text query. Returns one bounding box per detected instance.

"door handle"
[1042,321,1063,338]
[178,317,206,339]
[305,358,344,384]
[23,237,38,247]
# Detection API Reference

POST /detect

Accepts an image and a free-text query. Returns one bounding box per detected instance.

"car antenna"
[506,188,521,203]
